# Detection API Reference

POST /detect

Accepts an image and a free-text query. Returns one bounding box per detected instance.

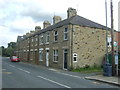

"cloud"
[0,0,119,48]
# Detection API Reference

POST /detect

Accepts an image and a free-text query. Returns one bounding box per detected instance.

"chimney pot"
[35,26,41,32]
[53,16,62,24]
[43,21,51,29]
[67,7,77,18]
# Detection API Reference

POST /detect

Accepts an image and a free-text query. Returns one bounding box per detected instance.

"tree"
[6,47,14,57]
[8,42,16,48]
[1,42,16,57]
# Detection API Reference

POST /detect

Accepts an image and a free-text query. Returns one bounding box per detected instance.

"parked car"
[10,56,20,62]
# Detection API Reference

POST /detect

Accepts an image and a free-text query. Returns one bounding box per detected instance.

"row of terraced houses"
[16,8,120,70]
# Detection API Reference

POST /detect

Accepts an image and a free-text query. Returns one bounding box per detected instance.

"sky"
[0,0,119,48]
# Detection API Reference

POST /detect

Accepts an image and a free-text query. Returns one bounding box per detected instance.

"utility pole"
[105,0,109,64]
[110,0,115,76]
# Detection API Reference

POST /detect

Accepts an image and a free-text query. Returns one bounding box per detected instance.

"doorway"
[63,49,68,69]
[46,49,49,67]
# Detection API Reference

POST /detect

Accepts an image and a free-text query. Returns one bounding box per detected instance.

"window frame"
[53,49,58,62]
[46,32,50,44]
[54,31,58,42]
[73,53,77,62]
[64,27,68,40]
[31,38,34,42]
[39,48,43,61]
[40,35,44,44]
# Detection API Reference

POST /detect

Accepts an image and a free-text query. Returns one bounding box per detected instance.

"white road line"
[56,72,84,79]
[37,76,71,88]
[9,65,15,68]
[17,68,30,74]
[48,69,58,72]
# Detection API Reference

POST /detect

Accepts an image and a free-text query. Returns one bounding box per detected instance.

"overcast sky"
[0,0,119,47]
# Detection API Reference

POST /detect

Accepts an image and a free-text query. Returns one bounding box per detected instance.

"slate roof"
[26,15,109,39]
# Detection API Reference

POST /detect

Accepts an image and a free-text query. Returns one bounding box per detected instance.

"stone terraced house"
[16,8,114,70]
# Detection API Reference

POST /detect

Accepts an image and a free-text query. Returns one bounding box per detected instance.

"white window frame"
[32,38,34,42]
[28,39,29,43]
[54,31,58,42]
[40,35,44,44]
[108,37,111,47]
[64,27,68,40]
[36,36,38,42]
[73,53,77,62]
[39,48,43,61]
[46,32,50,44]
[53,49,58,62]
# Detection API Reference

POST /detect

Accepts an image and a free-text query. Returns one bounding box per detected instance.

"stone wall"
[72,25,107,68]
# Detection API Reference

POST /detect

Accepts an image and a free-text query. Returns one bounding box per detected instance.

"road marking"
[3,72,12,74]
[2,69,6,71]
[9,65,15,67]
[17,68,30,74]
[37,75,71,88]
[56,72,84,79]
[48,69,58,72]
[92,81,100,84]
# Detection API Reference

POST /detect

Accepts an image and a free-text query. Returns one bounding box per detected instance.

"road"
[2,57,119,88]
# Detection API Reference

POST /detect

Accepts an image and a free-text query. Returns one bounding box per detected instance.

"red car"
[10,56,20,62]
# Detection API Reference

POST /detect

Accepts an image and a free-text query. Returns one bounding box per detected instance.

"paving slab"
[85,75,120,86]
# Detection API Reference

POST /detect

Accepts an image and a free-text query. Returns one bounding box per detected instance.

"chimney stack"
[30,30,35,34]
[43,21,51,29]
[67,7,77,18]
[53,16,62,24]
[26,32,30,36]
[35,26,41,32]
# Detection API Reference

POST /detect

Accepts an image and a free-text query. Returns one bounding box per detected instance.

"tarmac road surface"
[2,57,119,88]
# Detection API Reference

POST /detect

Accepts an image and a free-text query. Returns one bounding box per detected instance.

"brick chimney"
[67,7,77,18]
[43,21,51,29]
[35,26,41,32]
[53,16,62,24]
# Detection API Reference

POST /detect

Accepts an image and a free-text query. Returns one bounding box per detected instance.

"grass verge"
[72,66,103,73]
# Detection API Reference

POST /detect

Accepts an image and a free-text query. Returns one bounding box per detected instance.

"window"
[108,37,111,47]
[73,53,77,62]
[28,39,29,43]
[32,38,34,42]
[46,32,50,44]
[39,49,43,61]
[64,28,68,40]
[54,31,58,42]
[36,37,38,41]
[53,49,58,62]
[40,35,44,44]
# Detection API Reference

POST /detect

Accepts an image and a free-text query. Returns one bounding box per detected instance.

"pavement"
[85,74,120,86]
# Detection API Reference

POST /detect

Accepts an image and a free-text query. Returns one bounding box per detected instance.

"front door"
[63,49,68,69]
[46,50,49,67]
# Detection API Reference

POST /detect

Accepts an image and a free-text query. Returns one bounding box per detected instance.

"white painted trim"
[62,46,69,49]
[39,48,43,61]
[35,49,37,51]
[39,48,43,50]
[46,48,49,50]
[30,49,33,51]
[73,53,77,62]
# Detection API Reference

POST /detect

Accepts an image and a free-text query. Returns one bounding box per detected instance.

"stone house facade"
[16,8,112,70]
